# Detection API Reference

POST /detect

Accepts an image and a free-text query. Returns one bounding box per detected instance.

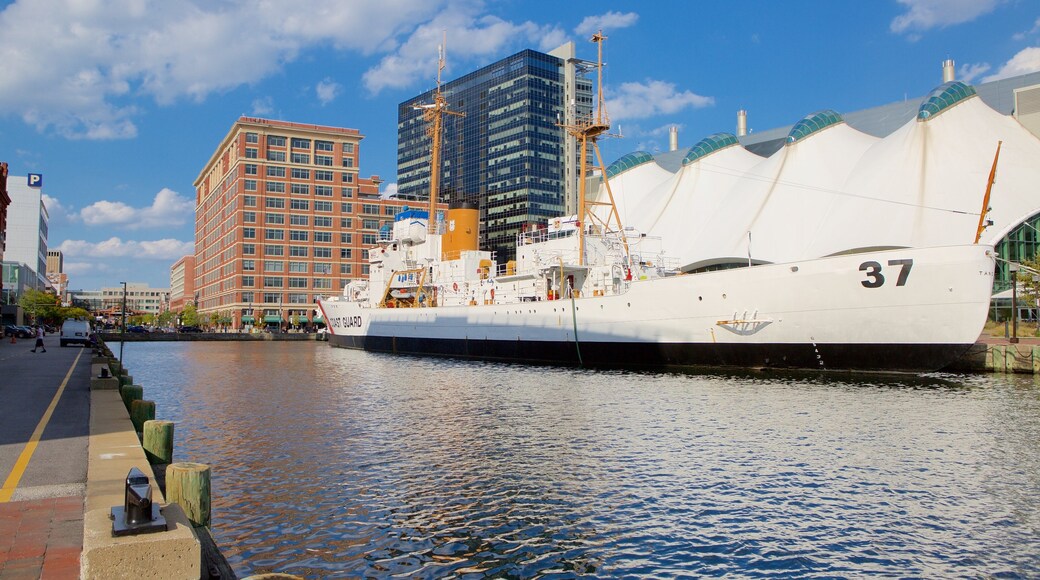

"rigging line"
[692,160,983,216]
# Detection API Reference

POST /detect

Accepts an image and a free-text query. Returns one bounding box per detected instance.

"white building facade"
[4,174,49,291]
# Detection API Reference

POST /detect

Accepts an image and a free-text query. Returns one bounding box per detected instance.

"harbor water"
[121,341,1040,578]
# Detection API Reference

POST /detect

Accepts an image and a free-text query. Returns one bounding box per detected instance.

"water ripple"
[119,342,1040,578]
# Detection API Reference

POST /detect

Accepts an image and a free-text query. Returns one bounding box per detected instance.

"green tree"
[59,306,90,321]
[19,289,60,324]
[180,304,200,326]
[157,310,176,327]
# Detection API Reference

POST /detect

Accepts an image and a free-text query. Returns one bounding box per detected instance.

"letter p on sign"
[27,173,43,187]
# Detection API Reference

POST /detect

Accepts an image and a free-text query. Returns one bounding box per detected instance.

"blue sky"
[1,0,1038,291]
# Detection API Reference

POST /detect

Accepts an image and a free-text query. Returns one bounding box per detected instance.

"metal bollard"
[111,467,167,536]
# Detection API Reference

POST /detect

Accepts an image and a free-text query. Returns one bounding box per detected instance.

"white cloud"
[606,80,713,121]
[890,0,1000,35]
[958,62,992,83]
[646,123,684,137]
[983,46,1040,81]
[361,9,566,94]
[63,261,105,277]
[536,26,569,53]
[381,182,399,199]
[0,0,445,139]
[79,188,193,229]
[0,0,589,135]
[42,193,72,222]
[58,237,193,259]
[574,11,639,36]
[251,97,274,116]
[315,78,341,106]
[1012,18,1040,41]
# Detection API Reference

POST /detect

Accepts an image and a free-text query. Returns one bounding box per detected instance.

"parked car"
[178,325,203,333]
[126,325,149,333]
[60,319,92,347]
[4,324,33,338]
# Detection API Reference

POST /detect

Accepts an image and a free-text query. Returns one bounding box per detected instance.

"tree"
[180,304,200,326]
[19,289,60,324]
[59,307,90,321]
[157,310,176,327]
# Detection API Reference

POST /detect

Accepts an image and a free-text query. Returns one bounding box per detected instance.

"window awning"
[241,316,255,323]
[263,315,283,323]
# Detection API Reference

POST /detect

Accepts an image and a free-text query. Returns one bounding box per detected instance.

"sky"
[1,0,1039,291]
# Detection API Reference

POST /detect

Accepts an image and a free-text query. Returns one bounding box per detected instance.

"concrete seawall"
[946,341,1040,374]
[99,332,324,342]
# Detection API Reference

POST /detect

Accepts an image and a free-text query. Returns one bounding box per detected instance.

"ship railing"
[517,228,579,246]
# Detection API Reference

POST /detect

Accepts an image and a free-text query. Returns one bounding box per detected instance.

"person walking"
[31,325,46,353]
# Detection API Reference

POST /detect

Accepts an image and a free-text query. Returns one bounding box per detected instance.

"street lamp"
[119,281,128,364]
[1009,263,1020,344]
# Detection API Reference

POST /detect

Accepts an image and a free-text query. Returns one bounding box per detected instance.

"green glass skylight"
[606,151,656,178]
[917,81,977,121]
[682,133,739,166]
[786,110,844,144]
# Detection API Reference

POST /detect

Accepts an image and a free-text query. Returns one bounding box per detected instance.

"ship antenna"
[560,30,628,267]
[417,31,465,235]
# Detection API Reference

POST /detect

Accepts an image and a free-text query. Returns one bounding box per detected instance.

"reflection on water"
[121,342,1040,578]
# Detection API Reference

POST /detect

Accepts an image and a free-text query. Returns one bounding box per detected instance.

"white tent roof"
[594,82,1040,271]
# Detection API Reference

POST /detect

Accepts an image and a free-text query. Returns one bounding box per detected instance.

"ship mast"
[562,31,628,266]
[417,33,464,234]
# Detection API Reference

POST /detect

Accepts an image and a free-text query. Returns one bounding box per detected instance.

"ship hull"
[320,245,995,373]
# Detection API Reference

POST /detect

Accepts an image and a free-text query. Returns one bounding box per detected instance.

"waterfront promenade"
[0,333,89,578]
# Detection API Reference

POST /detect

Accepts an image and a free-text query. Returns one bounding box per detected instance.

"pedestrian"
[31,325,46,353]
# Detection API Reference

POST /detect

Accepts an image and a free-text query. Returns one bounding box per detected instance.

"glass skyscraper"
[397,43,592,260]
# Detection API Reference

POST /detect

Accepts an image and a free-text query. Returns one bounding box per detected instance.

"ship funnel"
[737,109,748,137]
[441,201,479,260]
[942,59,955,83]
[668,126,678,151]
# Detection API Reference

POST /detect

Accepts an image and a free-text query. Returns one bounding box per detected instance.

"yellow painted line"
[0,348,84,503]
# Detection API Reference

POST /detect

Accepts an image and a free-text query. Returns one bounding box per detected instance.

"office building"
[2,173,49,299]
[46,249,68,305]
[169,254,196,312]
[89,283,170,324]
[68,289,103,312]
[194,117,418,329]
[397,43,593,260]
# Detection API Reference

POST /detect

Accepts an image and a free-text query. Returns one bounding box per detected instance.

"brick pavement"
[0,495,82,579]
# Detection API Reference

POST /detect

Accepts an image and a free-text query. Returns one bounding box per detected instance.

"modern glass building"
[397,43,593,260]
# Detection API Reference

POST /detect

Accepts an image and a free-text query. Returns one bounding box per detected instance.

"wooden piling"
[120,384,143,413]
[167,462,211,528]
[118,374,134,387]
[142,420,175,465]
[129,399,155,433]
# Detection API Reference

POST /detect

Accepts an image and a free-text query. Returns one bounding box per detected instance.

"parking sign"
[27,173,43,187]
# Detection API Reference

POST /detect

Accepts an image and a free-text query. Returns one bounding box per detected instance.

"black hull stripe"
[327,335,973,373]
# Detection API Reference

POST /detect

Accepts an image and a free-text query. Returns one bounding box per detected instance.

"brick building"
[193,117,426,329]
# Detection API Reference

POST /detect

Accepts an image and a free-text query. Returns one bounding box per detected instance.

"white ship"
[319,33,997,373]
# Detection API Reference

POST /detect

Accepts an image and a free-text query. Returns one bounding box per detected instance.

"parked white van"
[60,319,92,347]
